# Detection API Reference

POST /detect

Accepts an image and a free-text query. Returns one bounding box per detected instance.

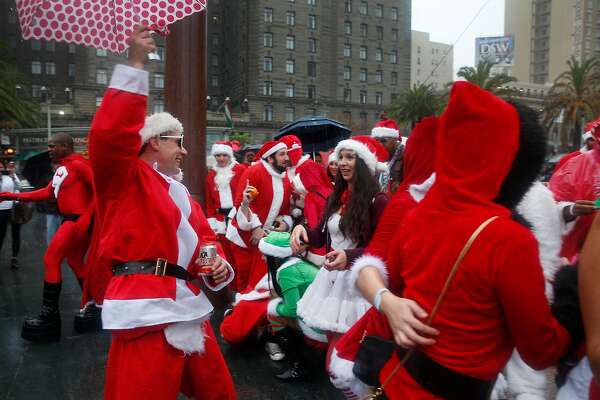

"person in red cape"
[355,82,573,399]
[88,27,235,400]
[0,132,93,342]
[553,122,597,174]
[328,116,439,398]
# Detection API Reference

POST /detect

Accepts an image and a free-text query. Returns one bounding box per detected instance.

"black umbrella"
[275,116,351,153]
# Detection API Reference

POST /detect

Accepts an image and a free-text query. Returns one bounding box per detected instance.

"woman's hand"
[380,293,439,348]
[324,249,347,270]
[290,225,308,254]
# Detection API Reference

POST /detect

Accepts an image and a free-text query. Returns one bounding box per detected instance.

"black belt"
[61,214,81,223]
[111,259,192,281]
[397,348,494,400]
[217,207,232,216]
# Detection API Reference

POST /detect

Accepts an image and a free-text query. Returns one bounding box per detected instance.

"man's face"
[268,149,289,173]
[243,152,255,164]
[154,132,187,176]
[377,137,397,160]
[47,139,70,162]
[215,154,231,168]
[585,137,595,151]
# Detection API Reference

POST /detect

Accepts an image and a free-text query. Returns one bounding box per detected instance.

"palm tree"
[544,56,600,150]
[0,42,39,128]
[387,83,444,128]
[456,60,517,96]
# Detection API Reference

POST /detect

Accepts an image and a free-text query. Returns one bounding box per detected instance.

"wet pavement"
[0,213,344,400]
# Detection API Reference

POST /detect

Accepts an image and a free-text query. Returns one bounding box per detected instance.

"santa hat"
[211,141,234,158]
[583,131,595,142]
[139,112,183,143]
[328,152,337,164]
[335,136,388,175]
[586,117,600,140]
[254,140,287,161]
[279,134,303,152]
[371,119,400,139]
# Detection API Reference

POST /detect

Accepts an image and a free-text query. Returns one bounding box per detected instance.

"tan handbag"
[361,216,499,400]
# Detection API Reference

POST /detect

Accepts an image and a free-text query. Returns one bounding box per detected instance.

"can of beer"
[198,244,218,275]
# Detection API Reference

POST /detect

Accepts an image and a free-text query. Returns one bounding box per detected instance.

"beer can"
[198,244,218,275]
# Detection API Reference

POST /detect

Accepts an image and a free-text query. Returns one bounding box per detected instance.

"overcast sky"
[412,0,505,77]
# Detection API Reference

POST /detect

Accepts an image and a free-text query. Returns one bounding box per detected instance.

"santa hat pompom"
[139,112,183,144]
[371,119,400,139]
[335,136,389,175]
[211,141,234,158]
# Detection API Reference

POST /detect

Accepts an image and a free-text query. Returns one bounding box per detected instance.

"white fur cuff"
[267,298,282,317]
[207,217,226,235]
[349,255,389,297]
[202,260,235,291]
[164,318,207,355]
[236,208,261,231]
[109,64,149,96]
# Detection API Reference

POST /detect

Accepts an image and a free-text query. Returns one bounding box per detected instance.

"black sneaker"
[275,361,310,381]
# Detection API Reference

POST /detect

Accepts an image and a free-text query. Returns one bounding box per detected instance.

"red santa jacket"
[205,162,247,235]
[4,153,93,215]
[380,82,570,398]
[88,64,233,330]
[225,160,292,248]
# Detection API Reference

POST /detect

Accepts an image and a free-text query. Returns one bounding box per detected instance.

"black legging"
[0,209,21,257]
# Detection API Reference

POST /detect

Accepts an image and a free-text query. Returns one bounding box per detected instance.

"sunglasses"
[159,135,184,148]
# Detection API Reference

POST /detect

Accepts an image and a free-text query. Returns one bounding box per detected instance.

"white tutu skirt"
[297,269,371,334]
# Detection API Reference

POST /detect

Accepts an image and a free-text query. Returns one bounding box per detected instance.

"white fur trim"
[207,217,226,235]
[267,298,282,317]
[292,173,307,195]
[109,64,149,96]
[349,255,389,298]
[408,173,436,202]
[262,142,287,159]
[225,221,247,249]
[235,207,261,231]
[328,152,337,164]
[503,349,552,400]
[376,161,388,174]
[164,317,207,355]
[213,164,235,209]
[211,143,234,158]
[371,126,399,139]
[335,139,378,175]
[291,208,303,218]
[583,131,594,142]
[329,349,373,398]
[201,259,235,291]
[281,215,293,232]
[259,160,285,230]
[139,112,184,143]
[258,239,293,258]
[233,274,271,305]
[298,319,328,343]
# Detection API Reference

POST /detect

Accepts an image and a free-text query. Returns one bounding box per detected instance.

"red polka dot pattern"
[15,0,206,53]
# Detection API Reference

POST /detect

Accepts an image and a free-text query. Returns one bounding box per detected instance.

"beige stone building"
[410,30,453,90]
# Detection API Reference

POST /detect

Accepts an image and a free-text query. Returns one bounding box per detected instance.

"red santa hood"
[397,116,438,193]
[280,134,303,166]
[421,81,518,217]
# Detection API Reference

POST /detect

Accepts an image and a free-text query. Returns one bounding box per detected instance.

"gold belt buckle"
[155,258,168,276]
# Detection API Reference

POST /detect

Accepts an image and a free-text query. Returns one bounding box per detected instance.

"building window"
[344,89,352,103]
[68,44,76,54]
[264,105,273,122]
[344,66,352,80]
[286,59,295,74]
[212,35,220,46]
[308,0,316,5]
[360,112,367,123]
[391,7,398,20]
[308,38,317,53]
[44,62,55,75]
[390,50,398,64]
[264,57,273,72]
[361,23,368,38]
[263,81,273,96]
[96,69,108,85]
[376,26,383,40]
[286,83,295,97]
[308,85,316,99]
[8,11,17,24]
[376,92,383,105]
[31,40,41,50]
[308,14,317,30]
[211,54,219,66]
[345,0,352,13]
[153,99,165,114]
[307,61,317,77]
[96,48,107,57]
[343,111,352,124]
[359,46,367,60]
[46,40,55,51]
[286,35,295,50]
[154,73,164,89]
[68,63,75,78]
[345,21,352,35]
[391,71,398,85]
[264,8,273,23]
[31,61,42,75]
[287,11,296,26]
[96,96,103,108]
[375,70,383,83]
[344,44,352,57]
[263,32,273,48]
[156,46,165,60]
[360,1,368,15]
[392,29,398,42]
[32,85,41,98]
[360,68,367,82]
[375,48,383,62]
[360,90,367,104]
[285,107,295,122]
[211,75,219,87]
[375,4,383,17]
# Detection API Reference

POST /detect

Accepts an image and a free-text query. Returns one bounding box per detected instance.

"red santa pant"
[105,322,236,400]
[44,220,89,283]
[229,244,266,293]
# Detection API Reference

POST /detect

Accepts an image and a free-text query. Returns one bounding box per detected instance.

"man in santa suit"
[225,140,292,293]
[0,132,93,342]
[553,124,597,174]
[371,118,407,193]
[205,141,247,273]
[88,26,235,399]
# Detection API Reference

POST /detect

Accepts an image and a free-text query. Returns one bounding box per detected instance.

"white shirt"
[0,174,20,210]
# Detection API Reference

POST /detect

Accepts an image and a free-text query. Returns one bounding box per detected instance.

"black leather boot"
[274,328,311,382]
[73,302,102,333]
[21,281,61,342]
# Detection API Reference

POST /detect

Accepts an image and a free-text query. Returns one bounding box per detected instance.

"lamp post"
[40,86,51,141]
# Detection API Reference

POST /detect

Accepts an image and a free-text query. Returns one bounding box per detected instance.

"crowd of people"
[2,26,600,399]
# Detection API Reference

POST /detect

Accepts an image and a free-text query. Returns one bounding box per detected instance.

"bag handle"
[365,216,499,399]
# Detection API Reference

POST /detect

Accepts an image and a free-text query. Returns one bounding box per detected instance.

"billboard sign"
[475,36,514,67]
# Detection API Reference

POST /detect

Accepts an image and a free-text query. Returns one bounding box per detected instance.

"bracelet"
[374,288,391,312]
